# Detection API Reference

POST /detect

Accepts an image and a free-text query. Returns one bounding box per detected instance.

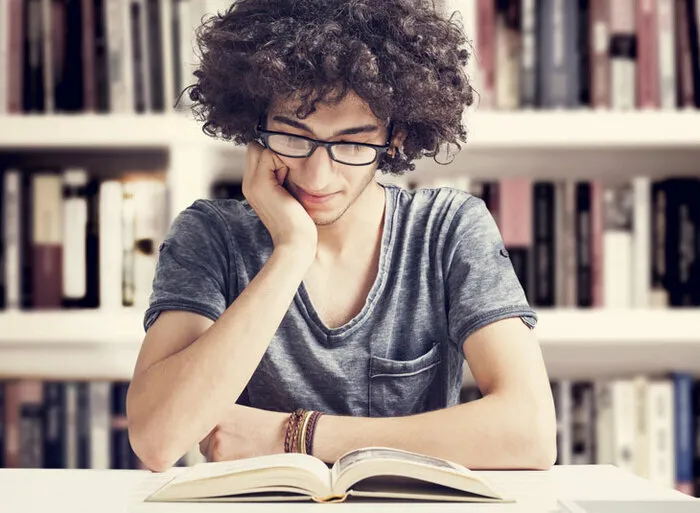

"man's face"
[265,92,390,226]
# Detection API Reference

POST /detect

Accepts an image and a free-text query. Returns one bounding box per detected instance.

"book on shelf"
[2,0,699,114]
[381,173,700,310]
[1,167,168,311]
[145,446,509,504]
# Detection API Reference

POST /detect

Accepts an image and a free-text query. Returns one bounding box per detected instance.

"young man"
[126,0,556,472]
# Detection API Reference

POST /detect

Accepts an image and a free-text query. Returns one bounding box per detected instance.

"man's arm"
[127,246,312,472]
[311,318,557,470]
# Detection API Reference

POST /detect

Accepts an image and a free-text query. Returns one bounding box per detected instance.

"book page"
[330,447,502,500]
[333,447,467,479]
[170,453,331,489]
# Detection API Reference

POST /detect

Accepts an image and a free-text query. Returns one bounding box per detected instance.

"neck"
[315,181,386,260]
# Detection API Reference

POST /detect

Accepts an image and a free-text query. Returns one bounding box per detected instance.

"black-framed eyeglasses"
[255,117,394,166]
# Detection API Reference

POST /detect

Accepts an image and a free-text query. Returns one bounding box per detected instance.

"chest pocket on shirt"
[368,343,443,417]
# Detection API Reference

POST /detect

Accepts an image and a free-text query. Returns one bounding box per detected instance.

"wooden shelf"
[2,110,699,151]
[0,309,698,381]
[0,113,217,149]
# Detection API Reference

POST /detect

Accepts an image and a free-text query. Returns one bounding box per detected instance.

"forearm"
[128,246,312,470]
[312,393,557,470]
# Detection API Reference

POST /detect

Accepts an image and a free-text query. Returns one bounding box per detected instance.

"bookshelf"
[1,0,700,486]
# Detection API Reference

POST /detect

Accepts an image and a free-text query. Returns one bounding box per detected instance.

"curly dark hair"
[187,0,474,174]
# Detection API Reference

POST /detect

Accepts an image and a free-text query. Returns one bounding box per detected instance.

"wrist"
[272,243,315,269]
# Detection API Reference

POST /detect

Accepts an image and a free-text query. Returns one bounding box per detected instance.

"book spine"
[121,182,136,307]
[565,0,581,106]
[636,0,660,109]
[0,383,4,467]
[676,0,696,107]
[650,181,670,307]
[633,377,649,479]
[7,0,24,113]
[41,0,54,113]
[89,382,111,469]
[160,0,175,111]
[578,0,592,106]
[495,0,520,110]
[32,173,63,309]
[520,0,538,107]
[106,0,133,112]
[111,382,137,469]
[647,380,675,488]
[57,0,84,111]
[595,381,614,464]
[62,169,89,305]
[609,0,637,110]
[554,380,572,465]
[632,176,651,308]
[77,382,91,469]
[612,380,637,473]
[571,382,595,464]
[24,0,46,112]
[99,181,124,309]
[64,382,78,469]
[693,380,700,497]
[0,2,7,113]
[499,178,533,300]
[590,180,605,307]
[602,183,633,307]
[130,0,148,113]
[673,373,694,494]
[532,182,555,306]
[685,0,700,107]
[4,170,21,310]
[146,0,166,112]
[590,0,611,108]
[43,381,66,468]
[477,0,496,108]
[538,0,568,107]
[657,0,677,109]
[575,182,592,307]
[94,0,110,112]
[18,381,44,468]
[82,0,97,111]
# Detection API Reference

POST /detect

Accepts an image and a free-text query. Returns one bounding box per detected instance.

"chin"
[309,210,344,226]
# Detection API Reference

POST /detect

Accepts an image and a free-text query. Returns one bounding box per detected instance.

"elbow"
[521,409,558,470]
[128,419,181,473]
[527,429,557,470]
[126,386,181,473]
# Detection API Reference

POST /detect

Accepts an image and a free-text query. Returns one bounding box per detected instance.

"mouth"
[294,188,339,205]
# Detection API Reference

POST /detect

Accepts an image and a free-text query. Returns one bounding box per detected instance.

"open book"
[145,447,511,503]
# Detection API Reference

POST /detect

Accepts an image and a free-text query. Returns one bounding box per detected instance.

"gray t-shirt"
[144,184,537,417]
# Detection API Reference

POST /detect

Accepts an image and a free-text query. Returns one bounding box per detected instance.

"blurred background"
[0,0,699,499]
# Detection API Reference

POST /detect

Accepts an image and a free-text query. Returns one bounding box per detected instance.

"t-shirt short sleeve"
[143,200,231,332]
[444,195,537,348]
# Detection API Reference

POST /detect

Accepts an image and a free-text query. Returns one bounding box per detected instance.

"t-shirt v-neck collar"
[295,184,397,340]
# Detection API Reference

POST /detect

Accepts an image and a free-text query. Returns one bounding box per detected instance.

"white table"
[0,465,697,513]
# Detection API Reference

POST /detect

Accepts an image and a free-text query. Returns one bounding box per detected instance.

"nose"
[300,145,336,193]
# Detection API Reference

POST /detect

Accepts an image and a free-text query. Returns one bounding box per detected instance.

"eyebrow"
[271,115,379,137]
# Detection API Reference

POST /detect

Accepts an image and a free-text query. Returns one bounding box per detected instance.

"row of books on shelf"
[397,175,700,308]
[470,0,700,110]
[1,374,699,497]
[0,0,231,115]
[0,380,204,469]
[0,168,169,311]
[465,373,700,497]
